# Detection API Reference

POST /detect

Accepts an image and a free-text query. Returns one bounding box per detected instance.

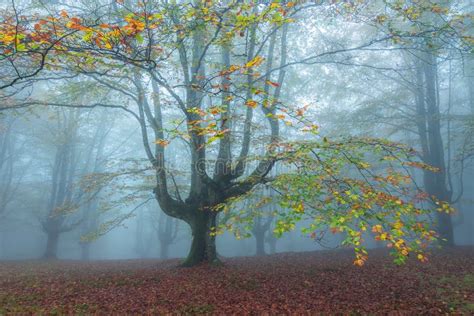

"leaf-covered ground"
[0,247,473,314]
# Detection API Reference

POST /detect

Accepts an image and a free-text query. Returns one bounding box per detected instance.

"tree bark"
[255,231,266,256]
[44,231,59,259]
[412,53,455,246]
[0,231,7,259]
[181,211,218,267]
[422,54,455,246]
[436,211,455,246]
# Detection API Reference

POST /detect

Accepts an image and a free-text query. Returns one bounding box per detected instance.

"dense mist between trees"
[1,0,473,313]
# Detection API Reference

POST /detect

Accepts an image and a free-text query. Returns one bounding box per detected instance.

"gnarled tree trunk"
[44,230,59,259]
[182,211,218,267]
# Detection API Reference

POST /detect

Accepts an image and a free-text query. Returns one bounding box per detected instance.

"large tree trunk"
[413,53,455,246]
[423,54,455,246]
[44,231,59,259]
[437,212,455,246]
[181,211,218,267]
[0,231,7,259]
[157,210,178,260]
[425,172,455,246]
[254,231,266,256]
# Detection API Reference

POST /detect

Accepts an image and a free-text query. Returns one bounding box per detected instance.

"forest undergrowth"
[0,247,473,314]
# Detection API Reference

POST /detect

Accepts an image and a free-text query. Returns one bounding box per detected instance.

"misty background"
[0,0,472,262]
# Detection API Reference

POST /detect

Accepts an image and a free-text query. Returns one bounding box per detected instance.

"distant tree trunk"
[255,231,265,256]
[78,115,111,261]
[0,118,19,221]
[135,206,153,259]
[252,214,274,256]
[156,207,179,260]
[251,199,274,256]
[265,221,278,254]
[41,109,81,259]
[182,211,218,267]
[0,231,7,259]
[424,54,454,246]
[414,53,454,246]
[44,230,59,259]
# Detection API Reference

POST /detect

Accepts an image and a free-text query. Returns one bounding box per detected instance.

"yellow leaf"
[417,254,428,262]
[228,64,240,73]
[245,56,264,69]
[294,202,304,213]
[372,224,383,234]
[393,221,403,230]
[155,139,169,147]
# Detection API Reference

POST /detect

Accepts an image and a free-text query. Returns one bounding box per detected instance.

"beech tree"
[363,0,472,246]
[41,109,82,258]
[249,187,275,256]
[155,210,180,260]
[0,116,18,220]
[33,1,294,266]
[78,110,113,260]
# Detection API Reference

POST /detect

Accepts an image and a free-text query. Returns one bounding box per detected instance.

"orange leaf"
[155,139,170,147]
[60,10,69,18]
[245,100,258,108]
[266,80,280,87]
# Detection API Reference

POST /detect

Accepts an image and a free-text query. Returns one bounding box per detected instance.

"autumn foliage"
[218,137,455,266]
[0,248,473,314]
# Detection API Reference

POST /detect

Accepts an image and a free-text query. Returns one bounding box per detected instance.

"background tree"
[155,208,180,260]
[41,108,82,258]
[250,187,275,256]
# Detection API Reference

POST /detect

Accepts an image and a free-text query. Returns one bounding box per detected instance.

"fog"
[0,0,472,265]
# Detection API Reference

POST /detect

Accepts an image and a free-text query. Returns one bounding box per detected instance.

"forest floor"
[0,247,473,315]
